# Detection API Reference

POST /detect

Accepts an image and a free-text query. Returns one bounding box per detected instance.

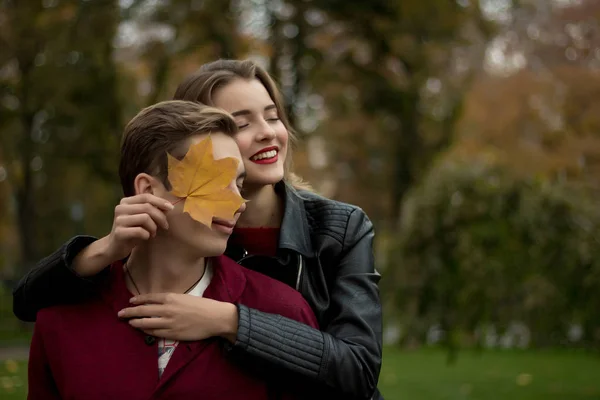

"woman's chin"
[245,174,284,189]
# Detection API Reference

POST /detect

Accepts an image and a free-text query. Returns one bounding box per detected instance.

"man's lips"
[212,218,235,228]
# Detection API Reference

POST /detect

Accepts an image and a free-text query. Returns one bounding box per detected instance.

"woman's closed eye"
[265,109,280,123]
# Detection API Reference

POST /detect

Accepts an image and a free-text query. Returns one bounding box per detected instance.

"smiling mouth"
[250,149,278,161]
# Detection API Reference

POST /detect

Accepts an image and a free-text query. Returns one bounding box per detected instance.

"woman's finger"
[116,203,170,230]
[141,328,172,338]
[121,193,174,212]
[118,304,165,319]
[129,293,171,305]
[115,214,159,236]
[129,317,171,330]
[113,226,151,242]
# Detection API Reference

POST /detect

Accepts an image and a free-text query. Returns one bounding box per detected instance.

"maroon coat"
[28,255,318,400]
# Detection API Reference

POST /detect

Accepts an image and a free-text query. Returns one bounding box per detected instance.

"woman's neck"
[125,236,206,295]
[237,183,284,228]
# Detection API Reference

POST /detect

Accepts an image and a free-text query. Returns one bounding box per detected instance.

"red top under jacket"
[230,227,280,257]
[28,255,318,400]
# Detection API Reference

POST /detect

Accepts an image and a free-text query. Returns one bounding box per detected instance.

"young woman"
[14,59,383,400]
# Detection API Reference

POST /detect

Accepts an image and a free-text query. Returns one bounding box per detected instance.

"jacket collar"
[224,181,314,260]
[276,181,313,257]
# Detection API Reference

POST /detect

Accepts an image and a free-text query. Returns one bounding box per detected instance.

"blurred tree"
[459,67,600,187]
[459,0,600,187]
[271,0,494,226]
[0,0,121,274]
[384,0,600,354]
[116,0,251,109]
[388,155,600,354]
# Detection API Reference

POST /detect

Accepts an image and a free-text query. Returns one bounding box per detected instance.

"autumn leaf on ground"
[167,136,245,228]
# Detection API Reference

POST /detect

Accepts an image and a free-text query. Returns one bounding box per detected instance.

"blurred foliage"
[386,155,600,353]
[0,0,122,273]
[0,0,490,273]
[1,0,600,351]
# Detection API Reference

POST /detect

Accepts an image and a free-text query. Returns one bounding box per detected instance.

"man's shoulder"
[37,297,105,328]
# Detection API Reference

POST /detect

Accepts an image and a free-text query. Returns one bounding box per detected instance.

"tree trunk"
[286,0,309,132]
[390,89,420,227]
[16,68,38,273]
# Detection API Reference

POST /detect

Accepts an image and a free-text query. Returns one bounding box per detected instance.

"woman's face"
[212,78,289,188]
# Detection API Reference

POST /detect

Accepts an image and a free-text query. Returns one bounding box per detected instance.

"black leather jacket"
[13,182,383,400]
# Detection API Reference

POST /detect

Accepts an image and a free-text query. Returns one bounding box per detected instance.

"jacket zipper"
[236,249,303,291]
[295,254,303,291]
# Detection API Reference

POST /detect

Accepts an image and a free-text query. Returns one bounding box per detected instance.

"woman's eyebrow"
[231,109,251,117]
[232,105,276,117]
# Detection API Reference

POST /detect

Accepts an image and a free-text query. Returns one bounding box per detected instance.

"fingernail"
[130,297,137,303]
[118,310,124,317]
[165,202,174,210]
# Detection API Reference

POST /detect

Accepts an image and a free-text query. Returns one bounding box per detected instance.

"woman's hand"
[73,194,173,277]
[117,293,239,343]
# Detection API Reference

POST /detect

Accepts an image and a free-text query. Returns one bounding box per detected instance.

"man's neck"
[237,183,284,228]
[125,236,207,295]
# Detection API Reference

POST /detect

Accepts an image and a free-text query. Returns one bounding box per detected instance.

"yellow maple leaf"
[167,136,245,228]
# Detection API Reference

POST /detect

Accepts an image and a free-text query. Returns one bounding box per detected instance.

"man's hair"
[119,100,237,196]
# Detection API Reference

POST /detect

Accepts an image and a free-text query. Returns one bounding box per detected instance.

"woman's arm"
[13,194,173,322]
[229,209,382,399]
[13,235,102,322]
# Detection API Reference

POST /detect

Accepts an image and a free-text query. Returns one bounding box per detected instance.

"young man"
[27,100,318,400]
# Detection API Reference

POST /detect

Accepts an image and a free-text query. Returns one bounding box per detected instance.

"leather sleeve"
[232,209,383,399]
[12,235,101,322]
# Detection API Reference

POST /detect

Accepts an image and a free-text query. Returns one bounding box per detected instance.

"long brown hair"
[173,59,311,191]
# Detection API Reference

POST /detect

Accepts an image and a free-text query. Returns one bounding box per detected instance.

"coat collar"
[104,255,246,315]
[101,255,248,394]
[277,181,314,257]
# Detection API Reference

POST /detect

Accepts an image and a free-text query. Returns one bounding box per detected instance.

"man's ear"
[133,173,157,195]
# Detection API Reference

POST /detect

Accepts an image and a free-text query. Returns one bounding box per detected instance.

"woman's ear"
[133,173,156,196]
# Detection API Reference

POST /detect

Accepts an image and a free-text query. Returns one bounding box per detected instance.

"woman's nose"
[255,119,276,141]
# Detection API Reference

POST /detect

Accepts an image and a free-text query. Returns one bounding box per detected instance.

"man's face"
[147,132,246,257]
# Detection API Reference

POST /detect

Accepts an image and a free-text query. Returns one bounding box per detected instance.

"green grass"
[1,347,600,399]
[0,360,26,399]
[379,347,600,400]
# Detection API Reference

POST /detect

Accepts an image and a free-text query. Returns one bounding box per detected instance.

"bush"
[387,158,600,351]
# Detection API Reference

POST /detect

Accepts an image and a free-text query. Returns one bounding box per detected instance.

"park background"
[2,0,600,398]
